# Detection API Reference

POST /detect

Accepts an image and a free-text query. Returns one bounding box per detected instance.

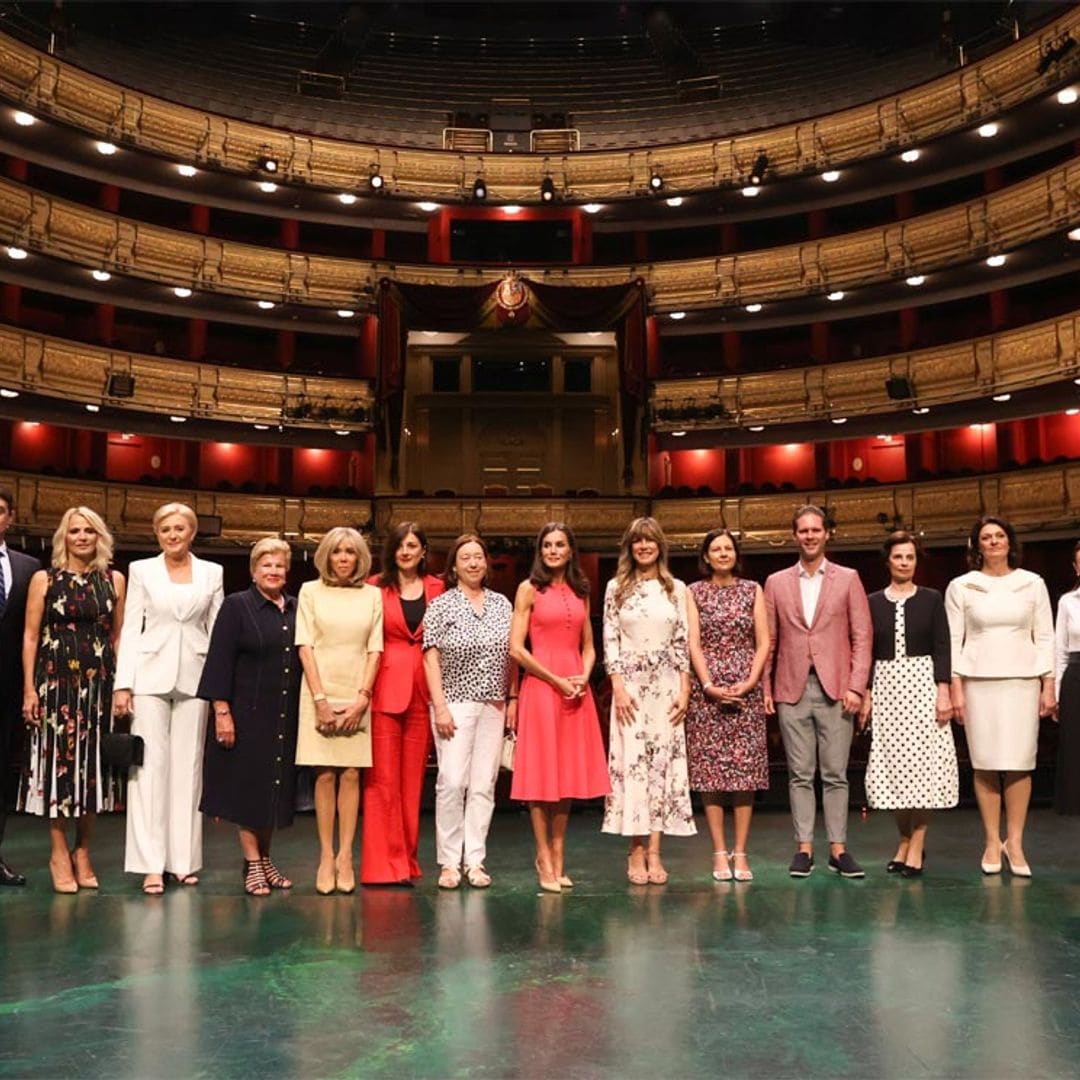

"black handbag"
[101,712,145,770]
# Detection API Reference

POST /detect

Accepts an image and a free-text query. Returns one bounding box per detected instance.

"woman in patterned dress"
[19,506,126,893]
[860,531,956,878]
[602,516,695,885]
[686,528,770,883]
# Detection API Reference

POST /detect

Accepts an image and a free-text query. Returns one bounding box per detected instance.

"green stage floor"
[2,806,1079,1079]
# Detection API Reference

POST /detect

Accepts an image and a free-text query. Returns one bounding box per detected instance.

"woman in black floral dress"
[687,528,770,883]
[19,507,126,893]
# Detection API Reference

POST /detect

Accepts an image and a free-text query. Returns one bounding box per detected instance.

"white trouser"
[432,700,505,869]
[124,693,208,876]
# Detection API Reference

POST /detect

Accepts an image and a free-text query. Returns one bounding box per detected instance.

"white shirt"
[1055,586,1080,696]
[0,543,10,606]
[798,558,828,626]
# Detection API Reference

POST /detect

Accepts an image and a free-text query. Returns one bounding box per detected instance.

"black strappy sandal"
[261,857,292,890]
[243,859,270,897]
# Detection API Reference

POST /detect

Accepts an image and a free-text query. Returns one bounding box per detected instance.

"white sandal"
[712,851,733,882]
[731,852,754,882]
[438,865,462,890]
[465,864,492,888]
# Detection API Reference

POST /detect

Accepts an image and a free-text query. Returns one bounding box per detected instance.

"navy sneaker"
[828,852,866,879]
[788,851,814,877]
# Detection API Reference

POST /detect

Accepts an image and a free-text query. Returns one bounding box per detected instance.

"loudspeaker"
[107,373,135,398]
[198,514,222,538]
[886,376,914,400]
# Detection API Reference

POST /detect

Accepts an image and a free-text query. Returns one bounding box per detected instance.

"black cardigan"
[866,586,951,687]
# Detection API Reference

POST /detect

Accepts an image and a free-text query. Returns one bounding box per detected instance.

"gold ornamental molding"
[1,12,1079,198]
[1,157,1078,311]
[3,463,1077,552]
[0,325,374,429]
[652,309,1080,430]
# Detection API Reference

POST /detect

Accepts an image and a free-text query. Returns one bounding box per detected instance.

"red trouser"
[361,702,431,883]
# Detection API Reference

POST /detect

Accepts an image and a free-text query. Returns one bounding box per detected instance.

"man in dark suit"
[0,486,40,885]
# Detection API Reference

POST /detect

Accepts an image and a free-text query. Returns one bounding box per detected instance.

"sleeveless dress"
[686,578,769,792]
[510,584,611,802]
[19,568,120,817]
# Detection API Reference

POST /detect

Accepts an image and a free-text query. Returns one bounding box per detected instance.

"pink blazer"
[368,575,445,715]
[763,561,872,706]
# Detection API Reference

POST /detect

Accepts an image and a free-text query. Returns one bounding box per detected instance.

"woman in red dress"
[362,522,444,885]
[510,523,610,892]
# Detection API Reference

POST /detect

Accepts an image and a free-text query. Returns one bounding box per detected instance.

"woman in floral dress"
[19,506,126,893]
[686,528,770,883]
[602,516,695,884]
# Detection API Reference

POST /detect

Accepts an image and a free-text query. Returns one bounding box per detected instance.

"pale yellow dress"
[295,580,384,767]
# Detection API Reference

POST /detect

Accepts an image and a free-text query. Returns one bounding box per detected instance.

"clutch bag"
[101,732,145,770]
[499,731,516,772]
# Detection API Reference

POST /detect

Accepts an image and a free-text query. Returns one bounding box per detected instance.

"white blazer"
[115,553,225,697]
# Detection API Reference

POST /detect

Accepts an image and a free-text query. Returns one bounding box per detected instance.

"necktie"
[0,557,6,614]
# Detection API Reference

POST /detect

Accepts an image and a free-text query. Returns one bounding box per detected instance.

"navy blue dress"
[198,587,300,830]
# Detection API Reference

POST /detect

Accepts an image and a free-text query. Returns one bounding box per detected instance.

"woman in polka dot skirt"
[860,530,957,878]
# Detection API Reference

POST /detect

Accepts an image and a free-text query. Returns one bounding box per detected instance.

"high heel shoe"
[711,851,733,882]
[335,858,356,895]
[49,855,78,894]
[70,847,99,889]
[731,852,753,883]
[981,841,1003,875]
[626,850,648,886]
[242,859,270,897]
[316,860,335,896]
[1000,840,1032,878]
[557,875,574,888]
[645,849,668,885]
[535,859,562,894]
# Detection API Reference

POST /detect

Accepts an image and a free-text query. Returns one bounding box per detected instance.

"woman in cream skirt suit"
[296,527,383,894]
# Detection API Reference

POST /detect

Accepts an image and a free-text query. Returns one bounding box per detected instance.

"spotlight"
[821,170,840,183]
[257,300,275,310]
[831,417,848,425]
[745,303,762,313]
[418,201,439,212]
[671,430,686,437]
[649,172,664,192]
[900,148,921,163]
[748,425,764,432]
[6,246,27,260]
[13,110,35,126]
[85,403,100,413]
[977,122,999,138]
[905,275,926,286]
[992,393,1012,402]
[0,388,19,398]
[338,193,357,205]
[669,311,686,320]
[336,309,355,319]
[502,205,522,215]
[173,286,192,298]
[176,164,197,177]
[369,167,384,192]
[169,415,187,423]
[95,141,118,156]
[912,406,931,415]
[472,176,487,201]
[91,269,111,282]
[985,254,1007,267]
[1058,87,1079,104]
[258,181,277,193]
[540,176,556,202]
[582,203,602,214]
[665,196,684,207]
[1069,227,1080,241]
[257,154,279,173]
[826,290,845,301]
[749,152,768,185]
[741,186,760,198]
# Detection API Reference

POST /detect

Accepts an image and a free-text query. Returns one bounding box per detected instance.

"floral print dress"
[19,569,120,818]
[601,577,696,837]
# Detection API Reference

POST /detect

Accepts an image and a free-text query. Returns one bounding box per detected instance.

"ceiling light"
[582,203,602,214]
[977,122,999,138]
[831,417,848,425]
[0,388,19,398]
[540,176,556,202]
[13,110,35,126]
[748,425,764,432]
[749,152,768,185]
[669,311,686,320]
[503,205,522,215]
[257,300,275,310]
[992,393,1012,402]
[6,246,27,260]
[912,406,930,415]
[1058,87,1078,104]
[1068,408,1079,416]
[649,173,663,192]
[821,170,840,183]
[173,286,192,298]
[334,429,352,436]
[369,168,384,192]
[670,430,686,437]
[418,201,439,212]
[900,148,921,163]
[665,196,683,207]
[745,303,762,313]
[95,141,118,155]
[85,403,100,413]
[741,185,760,198]
[257,154,278,173]
[1069,227,1080,241]
[169,415,187,423]
[338,193,357,205]
[905,275,925,286]
[985,254,1007,267]
[258,181,277,193]
[253,423,270,430]
[472,176,487,201]
[92,269,111,282]
[826,290,845,301]
[176,164,197,177]
[336,309,355,319]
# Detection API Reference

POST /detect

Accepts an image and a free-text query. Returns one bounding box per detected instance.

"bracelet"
[357,688,371,697]
[313,692,327,703]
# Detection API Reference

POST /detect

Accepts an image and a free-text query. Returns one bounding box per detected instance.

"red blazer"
[763,561,872,706]
[367,575,445,715]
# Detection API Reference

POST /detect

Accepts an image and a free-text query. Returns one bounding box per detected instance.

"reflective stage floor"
[2,806,1079,1079]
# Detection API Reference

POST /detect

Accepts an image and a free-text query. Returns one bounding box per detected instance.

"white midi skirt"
[962,677,1040,771]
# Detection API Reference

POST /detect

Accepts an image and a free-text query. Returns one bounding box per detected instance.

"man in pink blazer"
[764,504,872,879]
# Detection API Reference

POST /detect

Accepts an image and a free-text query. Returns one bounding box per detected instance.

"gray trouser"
[776,672,853,844]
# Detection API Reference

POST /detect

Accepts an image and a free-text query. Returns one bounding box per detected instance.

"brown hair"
[612,516,676,609]
[967,515,1020,570]
[698,527,742,577]
[443,533,490,588]
[378,521,429,588]
[791,503,827,533]
[528,522,590,598]
[882,529,923,562]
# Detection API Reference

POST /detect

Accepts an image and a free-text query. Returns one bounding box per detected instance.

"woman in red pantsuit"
[363,522,444,885]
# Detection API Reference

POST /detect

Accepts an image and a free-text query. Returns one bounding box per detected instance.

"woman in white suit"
[946,514,1055,878]
[114,503,224,895]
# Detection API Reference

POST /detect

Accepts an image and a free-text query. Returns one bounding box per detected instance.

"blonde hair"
[249,537,292,574]
[612,516,676,609]
[313,527,371,586]
[51,506,113,574]
[152,501,198,535]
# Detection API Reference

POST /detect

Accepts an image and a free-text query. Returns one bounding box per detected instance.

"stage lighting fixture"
[369,167,384,192]
[13,111,35,126]
[749,152,768,185]
[257,154,279,173]
[176,164,197,177]
[473,176,488,200]
[649,172,663,192]
[540,176,556,202]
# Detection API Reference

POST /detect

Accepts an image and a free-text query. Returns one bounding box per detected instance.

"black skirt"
[1055,663,1080,815]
